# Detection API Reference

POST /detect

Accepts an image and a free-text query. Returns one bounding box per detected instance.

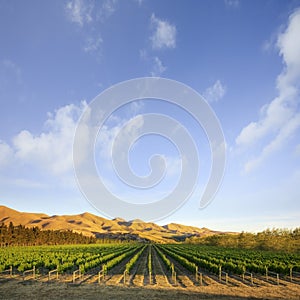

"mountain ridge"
[0,205,232,243]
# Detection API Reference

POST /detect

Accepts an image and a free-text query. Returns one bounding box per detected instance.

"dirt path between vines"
[0,279,299,300]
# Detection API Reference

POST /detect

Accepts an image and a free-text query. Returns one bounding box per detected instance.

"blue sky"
[1,0,300,231]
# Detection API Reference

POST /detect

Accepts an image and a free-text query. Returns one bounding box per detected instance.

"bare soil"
[0,278,300,300]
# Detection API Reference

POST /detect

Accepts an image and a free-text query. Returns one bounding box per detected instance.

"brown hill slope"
[0,205,226,243]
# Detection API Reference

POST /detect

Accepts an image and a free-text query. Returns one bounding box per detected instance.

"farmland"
[0,243,300,299]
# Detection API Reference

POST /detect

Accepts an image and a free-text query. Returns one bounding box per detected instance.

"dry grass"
[0,278,299,300]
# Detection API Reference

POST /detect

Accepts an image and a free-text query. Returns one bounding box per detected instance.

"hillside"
[0,205,228,243]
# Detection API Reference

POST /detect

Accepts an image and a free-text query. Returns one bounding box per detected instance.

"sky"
[0,0,300,232]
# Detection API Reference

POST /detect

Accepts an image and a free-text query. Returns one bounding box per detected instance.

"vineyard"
[0,243,300,299]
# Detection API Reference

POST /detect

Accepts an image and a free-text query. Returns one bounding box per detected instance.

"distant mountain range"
[0,205,232,243]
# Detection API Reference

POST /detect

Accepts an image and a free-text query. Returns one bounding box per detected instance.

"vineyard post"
[265,266,268,281]
[123,270,127,284]
[242,266,245,282]
[195,266,198,281]
[290,267,293,282]
[199,272,203,286]
[23,266,36,281]
[10,266,12,277]
[48,269,58,281]
[219,266,222,281]
[250,273,253,285]
[104,264,107,278]
[276,273,279,285]
[98,269,105,284]
[73,269,81,284]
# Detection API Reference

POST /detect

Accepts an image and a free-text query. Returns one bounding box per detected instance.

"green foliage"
[157,245,197,273]
[125,245,146,274]
[0,244,140,274]
[186,228,300,253]
[159,244,300,275]
[148,246,152,274]
[154,245,172,270]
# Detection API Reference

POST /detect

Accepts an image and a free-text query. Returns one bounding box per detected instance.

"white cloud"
[0,141,13,167]
[99,0,117,20]
[151,56,166,77]
[224,0,239,8]
[150,14,176,50]
[236,9,300,172]
[244,113,300,172]
[65,0,118,25]
[83,36,103,53]
[3,102,87,176]
[65,0,118,60]
[65,0,93,26]
[203,80,226,103]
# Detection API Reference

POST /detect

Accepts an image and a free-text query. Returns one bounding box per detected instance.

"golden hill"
[0,205,225,243]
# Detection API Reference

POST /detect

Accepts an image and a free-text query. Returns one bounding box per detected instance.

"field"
[0,244,300,299]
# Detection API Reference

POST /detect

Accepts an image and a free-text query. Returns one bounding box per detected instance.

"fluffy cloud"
[98,0,117,21]
[0,141,13,167]
[65,0,117,59]
[150,14,176,50]
[65,0,93,26]
[204,80,226,103]
[151,56,166,77]
[1,102,87,177]
[65,0,118,26]
[236,9,300,172]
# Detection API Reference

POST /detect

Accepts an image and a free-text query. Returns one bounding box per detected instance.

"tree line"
[186,228,300,252]
[0,222,96,246]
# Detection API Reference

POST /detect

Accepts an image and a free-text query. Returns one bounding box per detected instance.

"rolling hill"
[0,205,228,243]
